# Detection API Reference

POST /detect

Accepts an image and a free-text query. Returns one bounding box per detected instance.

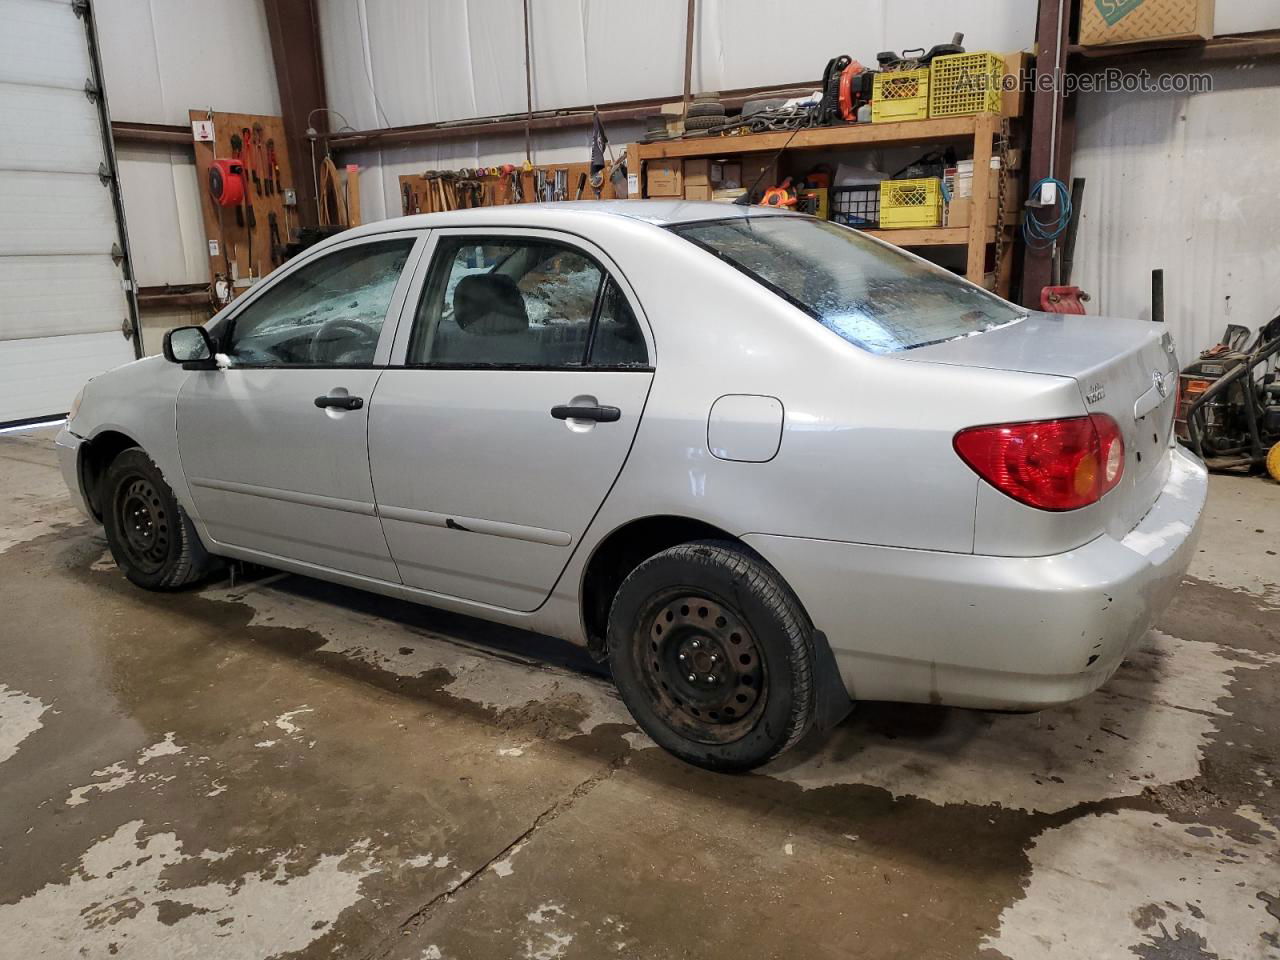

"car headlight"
[68,385,85,422]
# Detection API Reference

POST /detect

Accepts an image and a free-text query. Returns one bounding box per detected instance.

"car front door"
[177,233,423,580]
[369,229,654,611]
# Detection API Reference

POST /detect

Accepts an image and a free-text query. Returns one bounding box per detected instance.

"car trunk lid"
[898,311,1179,538]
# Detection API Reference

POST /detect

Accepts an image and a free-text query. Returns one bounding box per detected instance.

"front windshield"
[671,216,1024,354]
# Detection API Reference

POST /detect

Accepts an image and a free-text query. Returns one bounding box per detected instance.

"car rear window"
[670,216,1024,354]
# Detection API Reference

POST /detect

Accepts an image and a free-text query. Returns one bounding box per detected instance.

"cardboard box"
[713,187,747,202]
[1078,0,1213,46]
[684,184,713,201]
[739,154,778,201]
[684,159,711,188]
[946,197,997,229]
[646,160,682,197]
[711,161,742,189]
[1002,51,1032,118]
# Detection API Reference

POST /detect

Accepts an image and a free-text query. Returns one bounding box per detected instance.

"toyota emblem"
[1153,370,1169,398]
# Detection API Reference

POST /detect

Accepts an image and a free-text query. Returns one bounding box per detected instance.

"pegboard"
[188,110,299,294]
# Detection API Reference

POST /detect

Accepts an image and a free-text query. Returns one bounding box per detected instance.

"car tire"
[686,101,726,119]
[683,114,727,131]
[101,447,216,591]
[607,540,816,771]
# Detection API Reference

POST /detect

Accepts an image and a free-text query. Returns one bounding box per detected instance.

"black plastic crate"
[830,185,880,227]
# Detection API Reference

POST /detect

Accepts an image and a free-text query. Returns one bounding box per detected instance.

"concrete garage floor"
[1,428,1278,960]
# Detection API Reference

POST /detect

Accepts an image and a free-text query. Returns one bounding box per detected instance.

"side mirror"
[163,326,216,369]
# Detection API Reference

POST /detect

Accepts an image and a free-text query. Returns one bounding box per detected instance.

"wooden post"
[966,112,997,284]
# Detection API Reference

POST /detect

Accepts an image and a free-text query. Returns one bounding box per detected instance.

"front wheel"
[101,448,215,590]
[607,540,816,771]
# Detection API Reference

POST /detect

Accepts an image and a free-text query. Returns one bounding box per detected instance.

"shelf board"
[860,226,995,246]
[633,114,995,161]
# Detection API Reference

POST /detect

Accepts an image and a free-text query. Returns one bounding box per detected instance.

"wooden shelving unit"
[628,112,1013,293]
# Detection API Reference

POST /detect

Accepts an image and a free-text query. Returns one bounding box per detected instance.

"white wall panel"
[320,0,1038,132]
[0,170,119,256]
[0,333,135,422]
[0,0,136,424]
[1214,3,1280,35]
[95,0,279,126]
[1071,59,1280,359]
[116,144,209,286]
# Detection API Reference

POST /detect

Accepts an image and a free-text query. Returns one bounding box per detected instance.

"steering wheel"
[310,318,378,364]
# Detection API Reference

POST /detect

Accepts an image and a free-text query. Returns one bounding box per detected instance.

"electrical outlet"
[283,188,297,207]
[1029,183,1059,209]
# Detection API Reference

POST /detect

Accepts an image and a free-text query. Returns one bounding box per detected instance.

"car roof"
[340,199,795,242]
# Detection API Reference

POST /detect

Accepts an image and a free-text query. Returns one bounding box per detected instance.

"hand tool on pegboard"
[267,212,283,266]
[264,137,275,194]
[251,124,265,195]
[574,172,586,200]
[240,126,257,194]
[229,132,246,226]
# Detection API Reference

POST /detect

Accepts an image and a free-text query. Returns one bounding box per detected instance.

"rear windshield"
[670,216,1024,354]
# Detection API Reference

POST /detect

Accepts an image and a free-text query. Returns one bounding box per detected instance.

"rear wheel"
[607,540,815,771]
[101,448,215,590]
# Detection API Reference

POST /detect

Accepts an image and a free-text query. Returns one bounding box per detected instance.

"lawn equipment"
[820,56,873,124]
[1176,315,1280,480]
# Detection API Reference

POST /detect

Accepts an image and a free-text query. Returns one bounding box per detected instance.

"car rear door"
[177,232,424,580]
[369,228,654,611]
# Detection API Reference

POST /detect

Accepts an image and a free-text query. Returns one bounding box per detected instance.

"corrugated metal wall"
[1071,57,1280,358]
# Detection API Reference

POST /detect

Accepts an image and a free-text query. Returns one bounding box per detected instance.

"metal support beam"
[263,0,327,231]
[1020,0,1074,307]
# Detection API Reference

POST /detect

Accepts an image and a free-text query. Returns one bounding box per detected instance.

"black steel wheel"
[101,448,215,591]
[639,593,768,743]
[113,474,172,575]
[608,540,816,771]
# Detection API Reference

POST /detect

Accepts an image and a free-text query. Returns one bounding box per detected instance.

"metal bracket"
[84,78,99,103]
[72,0,90,20]
[110,242,124,265]
[120,317,135,341]
[99,162,113,187]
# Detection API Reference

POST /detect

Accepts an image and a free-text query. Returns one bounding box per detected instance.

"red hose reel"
[209,158,245,207]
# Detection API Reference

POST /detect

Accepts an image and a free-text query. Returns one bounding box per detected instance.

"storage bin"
[879,178,942,229]
[871,69,930,123]
[830,185,880,227]
[929,52,1004,118]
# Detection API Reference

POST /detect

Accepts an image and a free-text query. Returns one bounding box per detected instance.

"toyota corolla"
[55,201,1208,770]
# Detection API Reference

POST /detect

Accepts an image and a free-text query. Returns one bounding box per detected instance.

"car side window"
[589,278,648,367]
[224,239,414,366]
[408,238,605,367]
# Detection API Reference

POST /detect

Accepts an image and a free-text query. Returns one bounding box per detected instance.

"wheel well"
[80,430,140,520]
[580,515,740,656]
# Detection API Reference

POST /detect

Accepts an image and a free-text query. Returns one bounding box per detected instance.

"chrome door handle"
[550,404,620,422]
[314,394,364,410]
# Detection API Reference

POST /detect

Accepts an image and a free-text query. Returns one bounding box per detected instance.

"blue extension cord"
[1021,176,1071,250]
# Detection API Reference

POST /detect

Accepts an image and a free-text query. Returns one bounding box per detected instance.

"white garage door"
[0,0,137,427]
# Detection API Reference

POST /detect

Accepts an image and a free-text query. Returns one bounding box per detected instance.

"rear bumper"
[745,446,1208,710]
[54,427,92,520]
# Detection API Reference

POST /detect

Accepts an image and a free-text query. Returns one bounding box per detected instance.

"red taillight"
[954,414,1125,511]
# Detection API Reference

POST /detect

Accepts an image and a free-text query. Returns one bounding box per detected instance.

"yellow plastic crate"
[929,52,1004,117]
[871,68,930,123]
[879,178,942,229]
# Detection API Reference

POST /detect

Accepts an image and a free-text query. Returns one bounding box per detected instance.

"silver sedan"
[56,201,1208,770]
